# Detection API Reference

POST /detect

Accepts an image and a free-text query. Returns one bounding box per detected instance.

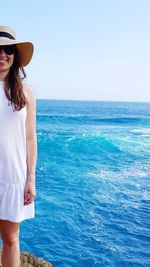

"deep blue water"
[21,100,150,267]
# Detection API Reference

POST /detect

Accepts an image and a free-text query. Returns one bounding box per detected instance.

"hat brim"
[16,42,34,66]
[0,39,34,66]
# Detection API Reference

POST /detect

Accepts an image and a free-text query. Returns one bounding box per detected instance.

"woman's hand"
[24,180,36,206]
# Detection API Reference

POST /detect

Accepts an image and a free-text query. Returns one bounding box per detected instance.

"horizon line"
[36,98,150,104]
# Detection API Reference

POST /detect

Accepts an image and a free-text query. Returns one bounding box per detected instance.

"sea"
[20,100,150,267]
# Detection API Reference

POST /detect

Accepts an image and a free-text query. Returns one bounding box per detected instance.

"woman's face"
[0,45,15,79]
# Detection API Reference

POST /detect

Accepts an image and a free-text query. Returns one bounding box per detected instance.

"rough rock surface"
[0,249,54,267]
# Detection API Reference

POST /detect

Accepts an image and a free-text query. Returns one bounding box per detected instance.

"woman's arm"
[24,84,37,206]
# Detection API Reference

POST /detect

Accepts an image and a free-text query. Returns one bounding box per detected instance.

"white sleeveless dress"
[0,81,34,223]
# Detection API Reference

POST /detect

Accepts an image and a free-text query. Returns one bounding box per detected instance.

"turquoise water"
[21,100,150,267]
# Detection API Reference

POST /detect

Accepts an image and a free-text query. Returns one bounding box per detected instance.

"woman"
[0,26,37,266]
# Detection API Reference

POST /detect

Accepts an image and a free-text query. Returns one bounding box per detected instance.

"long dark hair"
[4,47,27,111]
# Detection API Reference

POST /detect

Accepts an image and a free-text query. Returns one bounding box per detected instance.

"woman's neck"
[0,70,8,81]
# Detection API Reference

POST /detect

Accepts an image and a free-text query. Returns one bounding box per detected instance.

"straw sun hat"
[0,25,34,66]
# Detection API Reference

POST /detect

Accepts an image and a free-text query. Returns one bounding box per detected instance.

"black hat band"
[0,32,15,40]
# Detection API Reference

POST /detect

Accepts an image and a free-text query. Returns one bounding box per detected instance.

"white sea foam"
[67,136,76,142]
[87,161,150,180]
[130,128,150,134]
[142,191,150,201]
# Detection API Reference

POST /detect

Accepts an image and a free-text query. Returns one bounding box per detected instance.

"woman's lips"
[0,58,7,64]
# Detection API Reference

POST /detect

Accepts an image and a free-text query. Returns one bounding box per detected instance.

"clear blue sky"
[1,0,150,101]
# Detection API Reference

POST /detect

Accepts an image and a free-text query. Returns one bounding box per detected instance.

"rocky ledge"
[0,249,54,267]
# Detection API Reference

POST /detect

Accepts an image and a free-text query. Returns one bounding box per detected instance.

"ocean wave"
[130,128,150,135]
[87,161,150,180]
[36,113,147,126]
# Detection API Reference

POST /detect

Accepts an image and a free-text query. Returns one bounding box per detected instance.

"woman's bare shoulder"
[22,83,36,104]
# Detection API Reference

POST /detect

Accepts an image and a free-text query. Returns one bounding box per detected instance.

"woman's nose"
[0,49,5,55]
